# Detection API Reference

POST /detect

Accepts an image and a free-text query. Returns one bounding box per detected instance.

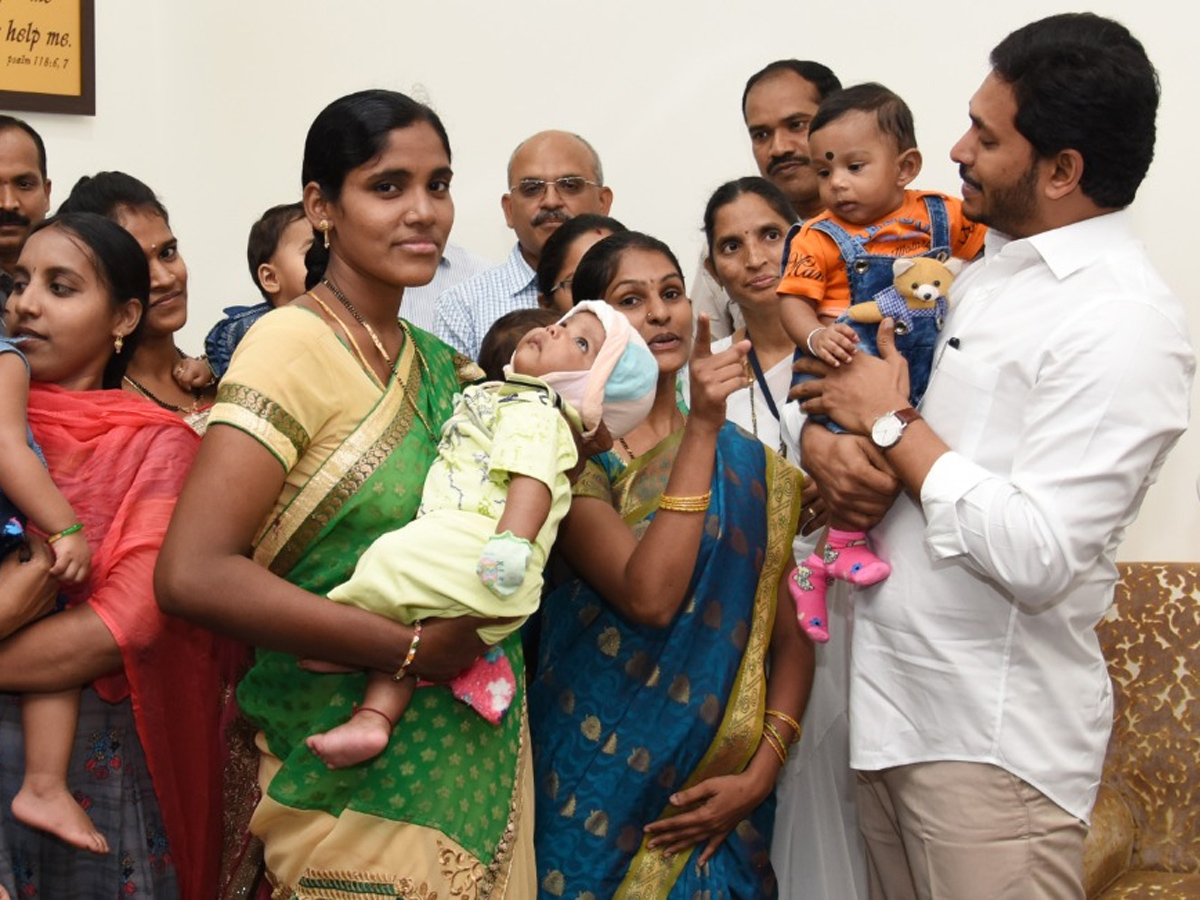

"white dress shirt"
[400,243,492,333]
[851,210,1195,822]
[434,244,538,359]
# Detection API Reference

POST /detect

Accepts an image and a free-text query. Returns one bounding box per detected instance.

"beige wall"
[12,0,1199,559]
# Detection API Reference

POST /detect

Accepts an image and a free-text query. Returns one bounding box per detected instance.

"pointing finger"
[692,313,713,361]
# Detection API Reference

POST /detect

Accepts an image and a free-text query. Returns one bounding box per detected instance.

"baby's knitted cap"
[536,300,658,439]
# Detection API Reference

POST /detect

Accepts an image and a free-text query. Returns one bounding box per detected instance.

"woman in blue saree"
[530,232,815,899]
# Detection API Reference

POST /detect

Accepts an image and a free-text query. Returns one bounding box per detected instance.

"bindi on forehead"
[825,151,835,160]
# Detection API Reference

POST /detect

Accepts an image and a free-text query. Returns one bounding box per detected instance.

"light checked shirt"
[434,243,538,359]
[401,243,493,334]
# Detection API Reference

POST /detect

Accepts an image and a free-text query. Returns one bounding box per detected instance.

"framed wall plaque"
[0,0,95,116]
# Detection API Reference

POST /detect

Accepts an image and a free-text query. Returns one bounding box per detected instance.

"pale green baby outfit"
[327,374,578,644]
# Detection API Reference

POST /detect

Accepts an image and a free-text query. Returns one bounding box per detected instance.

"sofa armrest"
[1084,784,1137,899]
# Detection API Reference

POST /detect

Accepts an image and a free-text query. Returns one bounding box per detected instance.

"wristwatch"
[871,407,921,449]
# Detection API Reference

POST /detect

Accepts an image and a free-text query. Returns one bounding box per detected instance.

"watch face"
[872,413,903,448]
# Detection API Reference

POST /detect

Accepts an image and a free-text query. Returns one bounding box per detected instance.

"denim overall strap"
[810,217,865,270]
[782,222,803,276]
[798,219,898,435]
[922,193,952,258]
[810,217,897,306]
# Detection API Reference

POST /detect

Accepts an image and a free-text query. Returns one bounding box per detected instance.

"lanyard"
[746,345,782,423]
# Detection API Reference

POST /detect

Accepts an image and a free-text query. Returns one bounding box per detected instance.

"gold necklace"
[322,277,396,370]
[308,292,436,438]
[309,293,387,388]
[747,379,787,459]
[402,331,437,438]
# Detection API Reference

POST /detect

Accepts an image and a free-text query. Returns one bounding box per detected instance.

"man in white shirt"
[692,60,840,339]
[435,130,613,359]
[795,13,1194,900]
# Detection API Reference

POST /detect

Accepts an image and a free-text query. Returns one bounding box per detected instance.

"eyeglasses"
[510,176,602,200]
[550,276,573,295]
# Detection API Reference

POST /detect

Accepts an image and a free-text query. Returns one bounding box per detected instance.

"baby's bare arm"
[0,356,82,543]
[778,293,823,352]
[496,474,551,542]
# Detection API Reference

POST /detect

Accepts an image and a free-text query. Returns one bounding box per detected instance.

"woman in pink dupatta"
[0,213,243,899]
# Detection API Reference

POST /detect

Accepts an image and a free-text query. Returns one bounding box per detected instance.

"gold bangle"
[763,720,791,760]
[393,620,422,682]
[765,709,803,744]
[761,728,787,765]
[658,491,712,513]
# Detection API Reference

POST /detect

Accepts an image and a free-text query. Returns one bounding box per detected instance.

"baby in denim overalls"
[778,83,986,642]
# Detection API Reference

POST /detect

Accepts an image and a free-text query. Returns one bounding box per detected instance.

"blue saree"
[530,423,801,899]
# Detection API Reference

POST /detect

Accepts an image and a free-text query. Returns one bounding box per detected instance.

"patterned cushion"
[1084,563,1200,899]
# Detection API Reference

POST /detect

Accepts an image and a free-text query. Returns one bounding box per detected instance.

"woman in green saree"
[530,232,816,899]
[156,90,535,898]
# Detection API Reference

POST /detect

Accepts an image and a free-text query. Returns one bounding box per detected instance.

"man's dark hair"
[0,115,47,179]
[247,202,306,299]
[990,12,1158,209]
[809,83,917,152]
[741,60,842,119]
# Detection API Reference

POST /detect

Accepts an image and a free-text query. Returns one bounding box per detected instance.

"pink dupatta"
[28,384,247,900]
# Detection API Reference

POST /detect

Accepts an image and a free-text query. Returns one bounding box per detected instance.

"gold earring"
[319,219,331,250]
[113,333,124,354]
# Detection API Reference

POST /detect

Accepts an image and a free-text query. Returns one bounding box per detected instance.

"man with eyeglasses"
[436,130,613,360]
[692,60,841,340]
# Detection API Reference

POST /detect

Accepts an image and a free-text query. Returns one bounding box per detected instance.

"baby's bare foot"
[12,779,109,854]
[306,708,393,769]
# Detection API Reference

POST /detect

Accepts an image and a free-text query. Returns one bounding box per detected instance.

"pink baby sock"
[824,528,890,586]
[790,554,831,643]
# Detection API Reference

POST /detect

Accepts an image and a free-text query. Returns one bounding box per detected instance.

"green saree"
[210,309,535,899]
